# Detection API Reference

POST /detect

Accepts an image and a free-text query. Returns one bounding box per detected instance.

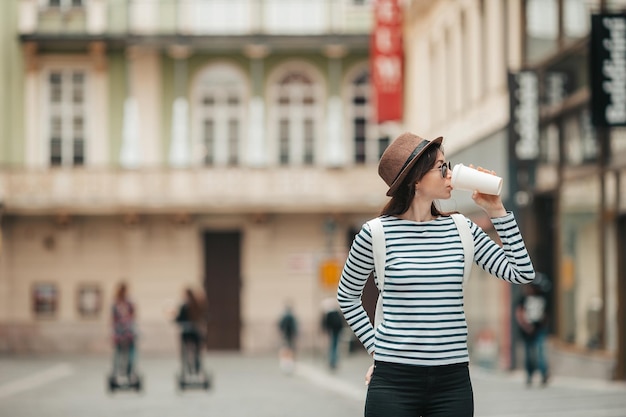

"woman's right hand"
[469,165,507,217]
[365,364,374,385]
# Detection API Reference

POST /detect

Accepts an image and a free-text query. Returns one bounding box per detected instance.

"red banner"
[371,0,403,123]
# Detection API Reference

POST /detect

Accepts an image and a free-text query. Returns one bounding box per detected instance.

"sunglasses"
[432,161,451,178]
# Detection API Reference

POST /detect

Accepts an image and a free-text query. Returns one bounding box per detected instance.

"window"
[564,109,597,165]
[77,284,102,318]
[303,119,314,164]
[193,65,246,166]
[347,68,385,164]
[46,0,83,8]
[264,0,325,34]
[378,136,390,159]
[354,117,366,163]
[539,123,560,164]
[189,0,250,34]
[525,0,559,63]
[33,283,58,318]
[563,0,590,41]
[525,0,591,64]
[272,70,321,165]
[47,70,86,167]
[228,119,239,165]
[279,119,289,164]
[202,120,214,165]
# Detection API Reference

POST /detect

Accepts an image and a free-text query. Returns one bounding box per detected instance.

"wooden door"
[203,231,241,350]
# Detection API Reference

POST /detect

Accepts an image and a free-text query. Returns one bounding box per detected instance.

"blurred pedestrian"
[278,302,298,373]
[321,297,344,370]
[515,276,550,387]
[337,133,536,417]
[175,287,207,374]
[111,281,137,377]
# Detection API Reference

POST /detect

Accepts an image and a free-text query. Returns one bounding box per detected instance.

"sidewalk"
[298,350,626,393]
[294,351,626,416]
[295,351,371,401]
[2,351,626,417]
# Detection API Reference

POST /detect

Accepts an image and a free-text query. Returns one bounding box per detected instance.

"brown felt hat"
[378,133,444,196]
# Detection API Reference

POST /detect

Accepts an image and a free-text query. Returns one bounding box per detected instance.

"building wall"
[518,0,626,379]
[0,211,379,354]
[0,0,539,366]
[404,0,521,156]
[0,0,24,166]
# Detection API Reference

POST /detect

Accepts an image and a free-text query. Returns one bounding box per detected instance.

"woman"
[112,281,137,377]
[175,287,207,374]
[515,278,550,387]
[337,132,536,417]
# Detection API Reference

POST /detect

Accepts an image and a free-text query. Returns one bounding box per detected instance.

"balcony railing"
[19,0,373,37]
[0,166,386,214]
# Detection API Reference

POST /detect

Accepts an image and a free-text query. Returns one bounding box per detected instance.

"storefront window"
[559,177,602,348]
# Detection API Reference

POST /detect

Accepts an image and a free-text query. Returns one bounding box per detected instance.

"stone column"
[324,44,347,167]
[23,41,42,168]
[120,47,140,168]
[89,41,109,166]
[168,45,192,168]
[244,44,269,167]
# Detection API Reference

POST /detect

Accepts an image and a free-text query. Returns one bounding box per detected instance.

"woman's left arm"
[469,167,535,284]
[472,214,536,284]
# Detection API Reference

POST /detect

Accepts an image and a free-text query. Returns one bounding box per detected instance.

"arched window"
[345,67,387,165]
[269,66,323,166]
[192,64,247,166]
[45,69,87,166]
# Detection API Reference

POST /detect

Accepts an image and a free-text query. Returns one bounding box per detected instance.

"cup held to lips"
[451,163,503,196]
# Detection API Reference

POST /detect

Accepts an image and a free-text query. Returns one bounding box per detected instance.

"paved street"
[1,351,626,417]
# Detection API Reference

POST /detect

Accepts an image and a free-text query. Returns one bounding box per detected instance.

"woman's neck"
[397,201,436,223]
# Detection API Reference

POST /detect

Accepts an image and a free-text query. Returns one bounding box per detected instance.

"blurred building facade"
[2,0,626,383]
[0,0,395,355]
[403,0,626,381]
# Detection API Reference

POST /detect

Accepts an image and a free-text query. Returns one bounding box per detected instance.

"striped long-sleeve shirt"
[337,212,535,366]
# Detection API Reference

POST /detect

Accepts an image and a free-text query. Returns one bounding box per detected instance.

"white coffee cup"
[451,163,503,196]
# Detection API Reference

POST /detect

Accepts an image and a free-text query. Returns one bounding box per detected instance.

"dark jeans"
[328,331,341,369]
[114,341,136,376]
[522,328,548,382]
[181,331,201,374]
[365,361,474,417]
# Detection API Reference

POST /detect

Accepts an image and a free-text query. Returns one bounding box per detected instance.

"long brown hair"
[185,288,206,323]
[381,142,444,217]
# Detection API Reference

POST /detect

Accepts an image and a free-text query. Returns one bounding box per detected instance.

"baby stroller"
[108,341,142,393]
